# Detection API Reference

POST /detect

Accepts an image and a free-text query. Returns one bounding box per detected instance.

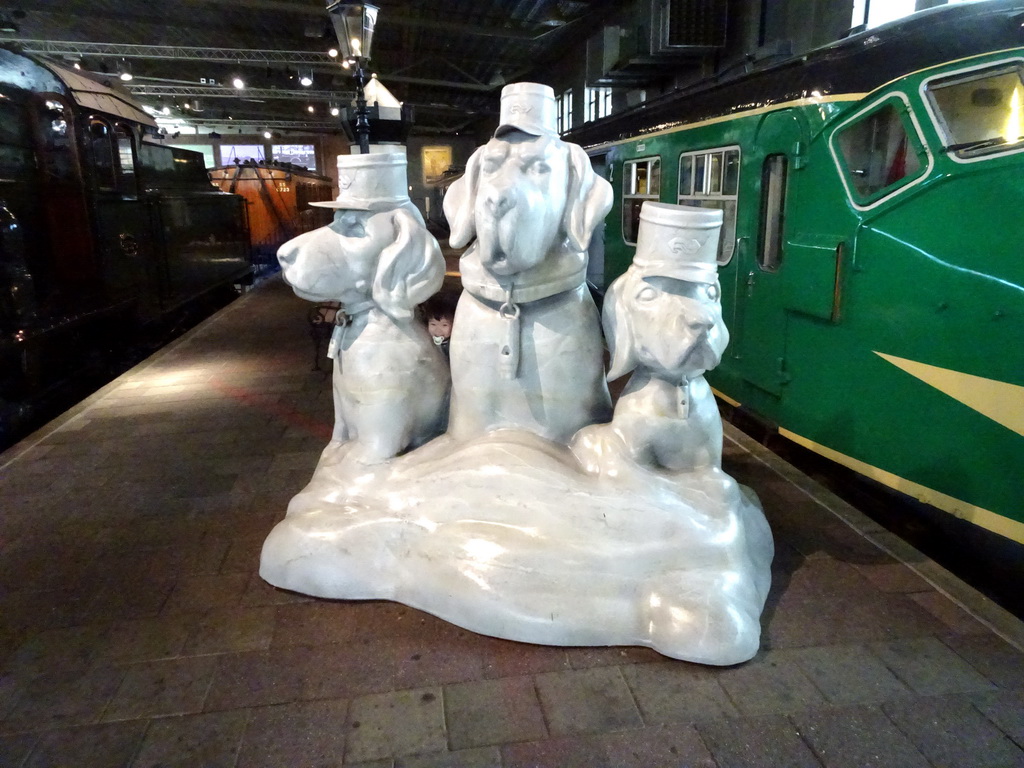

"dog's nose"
[277,244,297,268]
[483,190,517,219]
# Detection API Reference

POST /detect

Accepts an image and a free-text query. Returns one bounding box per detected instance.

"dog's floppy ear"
[443,147,482,249]
[373,208,445,321]
[563,143,614,253]
[603,272,639,381]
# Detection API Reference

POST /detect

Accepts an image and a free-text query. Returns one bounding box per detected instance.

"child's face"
[428,317,452,339]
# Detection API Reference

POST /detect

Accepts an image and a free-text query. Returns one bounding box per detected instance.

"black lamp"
[325,1,379,154]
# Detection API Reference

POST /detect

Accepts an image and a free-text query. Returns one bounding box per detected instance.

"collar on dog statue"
[327,300,377,364]
[459,244,587,304]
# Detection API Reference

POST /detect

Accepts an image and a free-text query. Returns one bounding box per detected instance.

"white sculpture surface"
[443,83,613,443]
[261,84,773,666]
[277,151,449,462]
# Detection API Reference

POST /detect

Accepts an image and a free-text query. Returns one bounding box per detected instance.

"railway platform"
[1,274,1022,768]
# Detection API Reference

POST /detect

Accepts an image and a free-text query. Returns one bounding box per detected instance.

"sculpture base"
[260,430,774,666]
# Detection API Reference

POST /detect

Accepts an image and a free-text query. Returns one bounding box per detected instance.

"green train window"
[88,118,117,192]
[678,146,740,265]
[758,154,788,272]
[834,100,923,202]
[622,156,660,244]
[924,63,1024,159]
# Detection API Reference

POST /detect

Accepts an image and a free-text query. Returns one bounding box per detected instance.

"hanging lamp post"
[325,1,379,154]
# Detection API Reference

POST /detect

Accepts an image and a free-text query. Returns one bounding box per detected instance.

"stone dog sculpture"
[276,151,449,462]
[443,82,614,443]
[572,202,730,475]
[261,86,774,667]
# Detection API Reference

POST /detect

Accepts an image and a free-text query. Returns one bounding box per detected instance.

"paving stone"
[272,602,360,648]
[132,709,249,768]
[909,591,990,635]
[793,705,930,768]
[444,676,547,750]
[600,723,717,768]
[183,606,277,654]
[394,746,501,768]
[0,666,125,733]
[534,667,642,736]
[23,720,148,768]
[478,638,570,679]
[563,646,664,669]
[392,638,485,689]
[500,734,610,768]
[883,694,1024,767]
[791,644,911,706]
[0,733,37,768]
[344,688,446,763]
[697,713,821,768]
[620,661,738,724]
[161,572,249,615]
[101,654,220,721]
[973,689,1024,745]
[96,616,194,664]
[716,650,827,716]
[1,624,110,678]
[941,633,1024,689]
[870,636,998,696]
[236,698,348,768]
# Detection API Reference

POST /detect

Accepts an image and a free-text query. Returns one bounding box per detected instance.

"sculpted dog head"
[444,130,612,279]
[277,204,444,321]
[604,268,730,382]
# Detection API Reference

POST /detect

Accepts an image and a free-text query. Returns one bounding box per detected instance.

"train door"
[732,109,807,396]
[86,117,158,313]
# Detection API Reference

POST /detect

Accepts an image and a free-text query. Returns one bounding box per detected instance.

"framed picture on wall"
[422,145,453,184]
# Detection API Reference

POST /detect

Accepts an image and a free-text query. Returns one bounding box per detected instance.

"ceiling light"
[263,130,272,139]
[328,48,339,58]
[117,59,133,82]
[307,105,315,113]
[232,76,245,89]
[299,70,314,87]
[330,105,340,117]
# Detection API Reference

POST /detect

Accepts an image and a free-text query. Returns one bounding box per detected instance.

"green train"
[567,0,1024,549]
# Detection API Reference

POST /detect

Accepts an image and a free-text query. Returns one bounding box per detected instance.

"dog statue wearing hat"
[443,82,614,444]
[277,151,450,462]
[572,202,730,475]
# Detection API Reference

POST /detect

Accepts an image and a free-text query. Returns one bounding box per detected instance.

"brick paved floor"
[1,275,1022,767]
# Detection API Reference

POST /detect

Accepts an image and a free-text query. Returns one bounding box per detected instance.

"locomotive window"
[622,157,660,244]
[114,124,138,197]
[88,119,117,192]
[678,146,740,265]
[758,154,788,272]
[834,101,923,202]
[925,63,1024,158]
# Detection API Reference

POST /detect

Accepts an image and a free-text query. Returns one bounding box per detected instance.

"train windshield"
[925,63,1024,158]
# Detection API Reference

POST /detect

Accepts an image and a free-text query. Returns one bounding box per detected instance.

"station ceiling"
[0,0,618,137]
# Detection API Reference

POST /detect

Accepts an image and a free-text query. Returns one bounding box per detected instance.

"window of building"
[834,100,924,202]
[558,88,573,134]
[273,143,317,171]
[173,143,217,169]
[219,144,265,166]
[924,62,1024,159]
[758,154,788,271]
[622,156,660,244]
[584,86,612,123]
[678,146,740,264]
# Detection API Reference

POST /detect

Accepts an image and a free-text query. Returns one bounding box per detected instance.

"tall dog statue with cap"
[572,202,730,475]
[277,151,450,463]
[443,82,614,444]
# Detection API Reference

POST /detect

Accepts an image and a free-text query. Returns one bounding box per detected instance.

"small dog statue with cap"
[442,82,614,444]
[276,150,450,462]
[572,202,730,475]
